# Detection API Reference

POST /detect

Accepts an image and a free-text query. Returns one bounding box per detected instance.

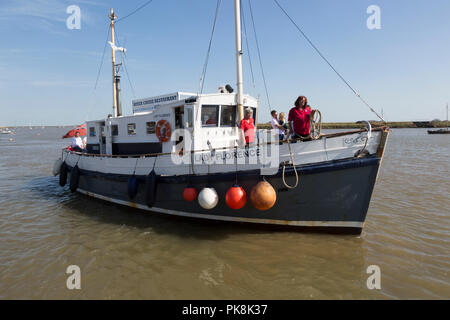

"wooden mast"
[109,8,118,117]
[234,0,244,122]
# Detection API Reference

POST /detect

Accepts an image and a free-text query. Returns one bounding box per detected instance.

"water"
[0,127,448,299]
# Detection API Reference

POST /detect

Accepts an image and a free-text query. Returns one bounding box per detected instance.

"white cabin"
[85,91,258,156]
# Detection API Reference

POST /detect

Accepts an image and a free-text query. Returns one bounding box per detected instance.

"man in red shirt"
[288,96,312,139]
[240,108,255,145]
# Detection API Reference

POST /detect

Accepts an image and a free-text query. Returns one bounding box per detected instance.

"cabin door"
[105,120,113,155]
[99,124,106,154]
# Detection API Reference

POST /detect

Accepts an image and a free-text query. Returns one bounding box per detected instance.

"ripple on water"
[0,128,449,299]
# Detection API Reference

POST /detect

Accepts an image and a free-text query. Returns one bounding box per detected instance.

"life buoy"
[155,120,171,142]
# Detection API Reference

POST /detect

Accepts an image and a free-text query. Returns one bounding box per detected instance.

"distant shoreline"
[258,121,450,129]
[1,121,449,130]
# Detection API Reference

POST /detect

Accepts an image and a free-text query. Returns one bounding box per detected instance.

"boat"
[428,104,449,134]
[0,128,13,134]
[53,2,390,235]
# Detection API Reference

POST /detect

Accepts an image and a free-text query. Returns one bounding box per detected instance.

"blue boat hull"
[66,155,381,234]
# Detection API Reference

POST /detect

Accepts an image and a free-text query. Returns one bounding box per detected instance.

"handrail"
[63,126,388,158]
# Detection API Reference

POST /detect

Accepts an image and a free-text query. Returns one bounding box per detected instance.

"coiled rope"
[282,138,299,189]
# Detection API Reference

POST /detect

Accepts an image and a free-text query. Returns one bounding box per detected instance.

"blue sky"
[1,0,450,126]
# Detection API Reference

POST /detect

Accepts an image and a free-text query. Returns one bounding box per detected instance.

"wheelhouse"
[85,91,258,156]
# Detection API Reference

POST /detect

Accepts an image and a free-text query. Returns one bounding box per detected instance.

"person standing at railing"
[271,110,285,141]
[288,96,312,139]
[240,108,255,146]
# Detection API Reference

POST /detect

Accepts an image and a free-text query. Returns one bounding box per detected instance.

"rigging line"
[248,0,271,111]
[93,24,111,91]
[115,0,155,23]
[115,32,137,98]
[241,0,256,93]
[272,0,386,123]
[85,23,111,122]
[198,0,222,95]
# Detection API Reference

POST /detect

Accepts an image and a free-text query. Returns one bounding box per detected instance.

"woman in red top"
[288,96,312,139]
[240,108,255,145]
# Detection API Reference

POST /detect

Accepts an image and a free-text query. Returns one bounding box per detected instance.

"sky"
[1,0,450,126]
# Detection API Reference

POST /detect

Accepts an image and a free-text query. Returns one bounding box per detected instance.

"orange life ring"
[155,120,171,142]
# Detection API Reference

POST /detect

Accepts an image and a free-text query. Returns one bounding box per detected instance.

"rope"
[116,0,155,23]
[234,146,238,185]
[282,138,299,189]
[190,151,196,175]
[272,0,386,123]
[93,24,111,91]
[241,1,256,93]
[248,0,271,111]
[115,31,137,98]
[198,0,222,95]
[132,157,139,175]
[83,24,110,122]
[309,109,322,140]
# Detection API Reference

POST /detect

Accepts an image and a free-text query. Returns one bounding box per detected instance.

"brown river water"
[0,127,448,299]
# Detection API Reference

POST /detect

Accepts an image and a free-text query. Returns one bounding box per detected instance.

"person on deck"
[279,112,288,131]
[271,110,285,141]
[71,131,85,152]
[240,108,255,146]
[288,96,312,139]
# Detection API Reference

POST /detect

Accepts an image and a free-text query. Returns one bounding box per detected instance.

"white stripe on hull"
[77,188,363,229]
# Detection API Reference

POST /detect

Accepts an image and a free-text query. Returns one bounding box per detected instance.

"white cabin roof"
[132,92,196,115]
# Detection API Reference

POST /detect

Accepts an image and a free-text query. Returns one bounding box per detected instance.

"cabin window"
[146,121,156,134]
[127,123,136,135]
[89,127,96,137]
[111,125,119,136]
[185,108,193,128]
[201,105,219,127]
[249,107,257,123]
[220,105,236,126]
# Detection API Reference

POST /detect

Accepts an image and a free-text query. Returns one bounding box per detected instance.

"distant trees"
[430,119,442,127]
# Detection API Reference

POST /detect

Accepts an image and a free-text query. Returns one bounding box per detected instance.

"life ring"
[155,120,171,142]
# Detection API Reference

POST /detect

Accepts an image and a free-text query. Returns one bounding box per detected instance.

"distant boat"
[0,129,13,134]
[428,104,449,134]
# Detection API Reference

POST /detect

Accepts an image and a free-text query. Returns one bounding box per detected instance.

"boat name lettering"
[195,148,260,163]
[133,95,177,107]
[344,136,367,144]
[154,113,171,119]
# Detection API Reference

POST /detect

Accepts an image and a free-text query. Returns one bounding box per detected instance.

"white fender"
[198,188,219,210]
[53,158,63,176]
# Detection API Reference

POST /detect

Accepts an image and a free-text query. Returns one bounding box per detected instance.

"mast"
[234,0,244,122]
[109,8,119,117]
[447,103,448,131]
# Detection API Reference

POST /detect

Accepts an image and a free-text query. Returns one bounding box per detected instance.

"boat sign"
[132,92,195,114]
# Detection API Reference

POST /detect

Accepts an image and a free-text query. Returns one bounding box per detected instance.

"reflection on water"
[0,127,448,299]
